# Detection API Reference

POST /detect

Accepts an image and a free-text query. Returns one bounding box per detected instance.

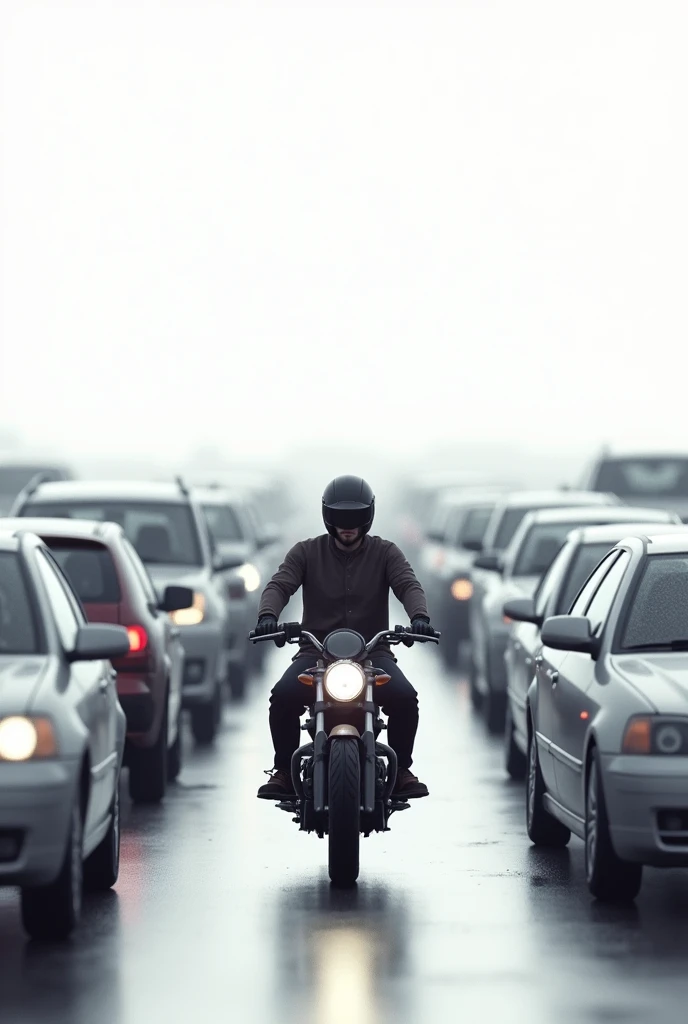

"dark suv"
[11,479,240,744]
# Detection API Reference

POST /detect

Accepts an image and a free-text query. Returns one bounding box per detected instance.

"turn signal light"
[622,716,652,754]
[126,625,148,653]
[298,674,314,686]
[375,674,392,686]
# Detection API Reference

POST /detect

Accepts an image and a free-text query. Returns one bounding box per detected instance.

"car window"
[121,538,158,605]
[34,548,83,650]
[555,542,616,615]
[48,541,121,603]
[0,552,39,653]
[595,458,688,498]
[583,551,631,635]
[24,500,203,567]
[455,506,493,548]
[569,551,620,617]
[622,554,688,649]
[202,503,244,543]
[514,521,608,577]
[534,543,572,620]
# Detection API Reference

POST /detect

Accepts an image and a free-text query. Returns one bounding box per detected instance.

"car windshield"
[202,503,244,543]
[494,507,537,550]
[48,541,121,603]
[23,501,203,567]
[556,542,614,614]
[514,521,608,577]
[622,554,688,649]
[456,506,493,548]
[596,458,688,499]
[0,552,39,654]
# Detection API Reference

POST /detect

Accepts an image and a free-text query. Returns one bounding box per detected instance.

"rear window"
[556,542,614,614]
[514,521,608,577]
[456,506,493,548]
[47,541,121,603]
[22,501,203,567]
[0,552,39,653]
[622,554,688,649]
[202,504,244,543]
[595,458,688,499]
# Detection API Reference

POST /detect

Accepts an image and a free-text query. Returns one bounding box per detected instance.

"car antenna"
[21,471,51,502]
[176,475,190,497]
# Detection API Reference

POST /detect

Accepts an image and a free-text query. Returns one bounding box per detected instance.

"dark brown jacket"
[258,534,428,658]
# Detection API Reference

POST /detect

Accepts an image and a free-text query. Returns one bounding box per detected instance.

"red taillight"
[126,625,148,654]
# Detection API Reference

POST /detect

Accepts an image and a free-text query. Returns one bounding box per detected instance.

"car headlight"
[622,716,688,755]
[170,591,205,626]
[450,578,473,601]
[324,661,366,702]
[0,716,57,761]
[236,563,261,593]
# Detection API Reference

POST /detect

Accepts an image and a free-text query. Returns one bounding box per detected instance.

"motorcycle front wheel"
[328,738,361,886]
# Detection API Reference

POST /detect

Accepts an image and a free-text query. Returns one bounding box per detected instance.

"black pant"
[269,656,419,771]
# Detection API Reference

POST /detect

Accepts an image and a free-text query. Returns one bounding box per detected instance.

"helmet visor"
[324,503,373,530]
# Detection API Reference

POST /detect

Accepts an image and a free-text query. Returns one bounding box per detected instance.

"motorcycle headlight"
[324,661,366,702]
[236,563,261,593]
[170,591,205,626]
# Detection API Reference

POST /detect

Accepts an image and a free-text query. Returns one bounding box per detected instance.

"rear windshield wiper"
[623,640,688,652]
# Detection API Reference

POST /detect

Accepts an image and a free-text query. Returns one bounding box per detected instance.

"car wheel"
[228,662,247,701]
[469,656,482,710]
[167,713,183,782]
[585,749,642,902]
[504,701,527,780]
[21,796,83,940]
[191,683,222,745]
[129,698,168,804]
[484,688,507,735]
[84,778,120,891]
[526,726,570,847]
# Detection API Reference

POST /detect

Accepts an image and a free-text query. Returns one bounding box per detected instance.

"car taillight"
[126,625,148,654]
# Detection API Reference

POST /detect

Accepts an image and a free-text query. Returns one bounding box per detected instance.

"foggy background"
[2,0,688,503]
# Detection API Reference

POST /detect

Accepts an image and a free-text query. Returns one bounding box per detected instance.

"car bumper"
[602,754,688,866]
[0,759,80,886]
[179,622,224,705]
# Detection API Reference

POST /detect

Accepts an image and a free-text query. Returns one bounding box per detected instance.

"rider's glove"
[254,615,286,647]
[410,616,435,637]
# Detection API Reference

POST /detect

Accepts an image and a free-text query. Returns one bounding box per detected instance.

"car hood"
[145,564,211,595]
[619,495,688,522]
[0,655,49,715]
[612,654,688,714]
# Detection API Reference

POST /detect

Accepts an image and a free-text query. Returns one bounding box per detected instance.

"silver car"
[0,527,129,938]
[525,529,688,902]
[503,512,683,780]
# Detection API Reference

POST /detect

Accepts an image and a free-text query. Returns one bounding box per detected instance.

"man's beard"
[337,534,360,547]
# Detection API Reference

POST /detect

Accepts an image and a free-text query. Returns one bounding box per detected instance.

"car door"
[34,548,116,831]
[552,550,632,817]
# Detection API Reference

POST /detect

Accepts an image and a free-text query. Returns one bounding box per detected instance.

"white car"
[0,527,129,939]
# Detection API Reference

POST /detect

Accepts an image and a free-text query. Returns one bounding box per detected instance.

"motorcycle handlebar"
[248,623,441,650]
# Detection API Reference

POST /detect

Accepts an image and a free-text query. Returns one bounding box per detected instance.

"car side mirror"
[540,615,599,656]
[503,597,542,626]
[159,585,194,613]
[474,552,502,574]
[69,624,131,662]
[462,538,483,553]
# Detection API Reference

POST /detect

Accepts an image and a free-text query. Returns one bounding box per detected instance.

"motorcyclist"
[255,475,436,801]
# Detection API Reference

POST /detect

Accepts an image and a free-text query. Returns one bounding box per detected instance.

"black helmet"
[322,475,375,538]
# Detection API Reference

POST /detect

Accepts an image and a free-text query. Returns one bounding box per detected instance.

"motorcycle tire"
[328,738,361,887]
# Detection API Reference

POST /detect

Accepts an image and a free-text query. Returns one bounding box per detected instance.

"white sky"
[1,0,688,465]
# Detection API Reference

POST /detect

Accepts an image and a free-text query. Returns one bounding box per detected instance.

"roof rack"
[175,475,190,497]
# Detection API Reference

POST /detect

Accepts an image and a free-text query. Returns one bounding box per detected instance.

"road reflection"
[274,880,413,1024]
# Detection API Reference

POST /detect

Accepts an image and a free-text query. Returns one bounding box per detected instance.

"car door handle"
[546,669,559,685]
[99,678,110,694]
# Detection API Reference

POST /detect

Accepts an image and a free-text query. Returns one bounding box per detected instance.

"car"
[468,492,621,732]
[503,513,685,780]
[417,489,505,669]
[0,517,194,801]
[0,526,130,939]
[11,478,240,744]
[0,461,74,515]
[523,529,688,903]
[579,449,688,521]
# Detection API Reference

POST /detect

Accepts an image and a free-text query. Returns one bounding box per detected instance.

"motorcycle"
[249,621,440,885]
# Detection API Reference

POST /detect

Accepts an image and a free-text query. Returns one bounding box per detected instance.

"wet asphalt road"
[3,642,688,1024]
